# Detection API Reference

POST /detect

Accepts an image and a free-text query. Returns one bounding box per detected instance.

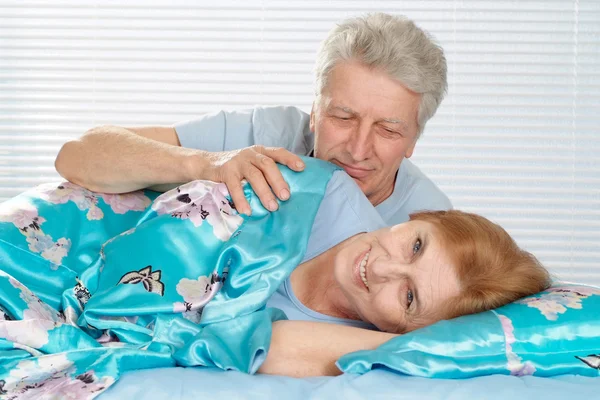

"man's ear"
[309,102,316,133]
[405,140,417,159]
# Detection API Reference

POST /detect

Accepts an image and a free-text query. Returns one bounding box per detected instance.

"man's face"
[310,61,421,206]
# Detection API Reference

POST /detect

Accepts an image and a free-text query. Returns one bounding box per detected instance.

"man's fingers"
[226,178,251,216]
[255,153,290,201]
[262,147,305,172]
[244,165,279,212]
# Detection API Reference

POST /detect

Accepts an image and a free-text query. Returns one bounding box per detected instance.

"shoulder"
[376,159,452,225]
[303,170,385,262]
[253,106,313,155]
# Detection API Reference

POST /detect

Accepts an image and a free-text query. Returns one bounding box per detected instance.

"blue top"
[174,105,452,226]
[266,170,382,329]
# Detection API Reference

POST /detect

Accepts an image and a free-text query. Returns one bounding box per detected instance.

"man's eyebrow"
[381,118,409,131]
[330,105,357,115]
[328,104,410,131]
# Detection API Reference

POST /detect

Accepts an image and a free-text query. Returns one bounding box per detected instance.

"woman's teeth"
[359,252,370,288]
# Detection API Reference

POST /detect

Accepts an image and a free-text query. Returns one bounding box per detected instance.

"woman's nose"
[368,260,406,283]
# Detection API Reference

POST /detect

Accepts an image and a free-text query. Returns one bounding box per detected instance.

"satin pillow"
[337,284,600,378]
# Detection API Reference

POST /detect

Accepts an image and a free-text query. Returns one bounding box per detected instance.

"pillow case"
[337,283,600,378]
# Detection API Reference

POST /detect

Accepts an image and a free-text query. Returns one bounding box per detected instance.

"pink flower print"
[496,313,536,376]
[0,203,45,231]
[152,180,243,241]
[100,191,152,214]
[40,237,71,265]
[24,230,71,266]
[86,204,104,220]
[510,362,537,377]
[7,274,64,324]
[517,285,599,320]
[0,200,71,266]
[173,272,226,323]
[498,314,516,347]
[0,319,57,348]
[548,285,600,297]
[4,355,114,400]
[518,297,566,321]
[37,182,104,220]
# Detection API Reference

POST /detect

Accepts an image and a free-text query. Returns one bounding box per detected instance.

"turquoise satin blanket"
[0,157,338,398]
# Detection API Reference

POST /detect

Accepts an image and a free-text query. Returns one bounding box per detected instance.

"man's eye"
[413,238,422,254]
[407,289,414,308]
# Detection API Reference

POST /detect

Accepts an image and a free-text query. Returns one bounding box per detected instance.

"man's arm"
[55,125,201,194]
[54,124,305,215]
[258,320,397,377]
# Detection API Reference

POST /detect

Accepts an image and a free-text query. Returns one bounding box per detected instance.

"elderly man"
[55,13,451,225]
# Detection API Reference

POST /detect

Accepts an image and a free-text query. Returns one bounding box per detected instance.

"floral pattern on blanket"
[516,285,600,321]
[152,180,243,241]
[0,271,65,348]
[36,182,151,220]
[0,202,71,267]
[173,270,228,323]
[0,354,113,400]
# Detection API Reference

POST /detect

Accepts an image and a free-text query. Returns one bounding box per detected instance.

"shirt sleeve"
[173,109,255,151]
[172,106,312,155]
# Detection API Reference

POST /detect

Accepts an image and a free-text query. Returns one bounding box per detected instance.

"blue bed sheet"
[101,367,600,400]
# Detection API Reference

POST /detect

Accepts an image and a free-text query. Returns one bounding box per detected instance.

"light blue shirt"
[174,105,452,226]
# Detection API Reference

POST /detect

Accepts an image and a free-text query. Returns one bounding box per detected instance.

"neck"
[368,171,397,206]
[290,248,359,320]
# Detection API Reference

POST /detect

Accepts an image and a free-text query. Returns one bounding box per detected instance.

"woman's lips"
[353,249,370,291]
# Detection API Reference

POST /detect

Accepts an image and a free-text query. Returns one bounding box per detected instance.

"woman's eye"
[407,289,414,308]
[412,238,422,254]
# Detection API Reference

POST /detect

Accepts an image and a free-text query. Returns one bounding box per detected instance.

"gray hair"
[314,13,447,137]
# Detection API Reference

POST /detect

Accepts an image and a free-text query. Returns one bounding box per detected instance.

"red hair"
[410,210,551,321]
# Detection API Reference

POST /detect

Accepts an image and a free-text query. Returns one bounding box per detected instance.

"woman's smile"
[354,248,371,291]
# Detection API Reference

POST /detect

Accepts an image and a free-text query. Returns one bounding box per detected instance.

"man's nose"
[345,122,373,162]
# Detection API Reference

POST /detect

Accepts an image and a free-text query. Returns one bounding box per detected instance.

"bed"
[101,367,600,400]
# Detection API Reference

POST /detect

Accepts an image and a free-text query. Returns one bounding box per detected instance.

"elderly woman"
[0,160,550,397]
[261,208,551,376]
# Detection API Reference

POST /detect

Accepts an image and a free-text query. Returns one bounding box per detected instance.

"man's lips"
[337,162,373,179]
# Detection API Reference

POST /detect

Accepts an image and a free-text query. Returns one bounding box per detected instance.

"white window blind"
[1,1,599,285]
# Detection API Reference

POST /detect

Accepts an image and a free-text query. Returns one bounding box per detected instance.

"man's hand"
[203,146,305,215]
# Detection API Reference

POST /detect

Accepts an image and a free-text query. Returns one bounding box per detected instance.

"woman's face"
[333,220,461,333]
